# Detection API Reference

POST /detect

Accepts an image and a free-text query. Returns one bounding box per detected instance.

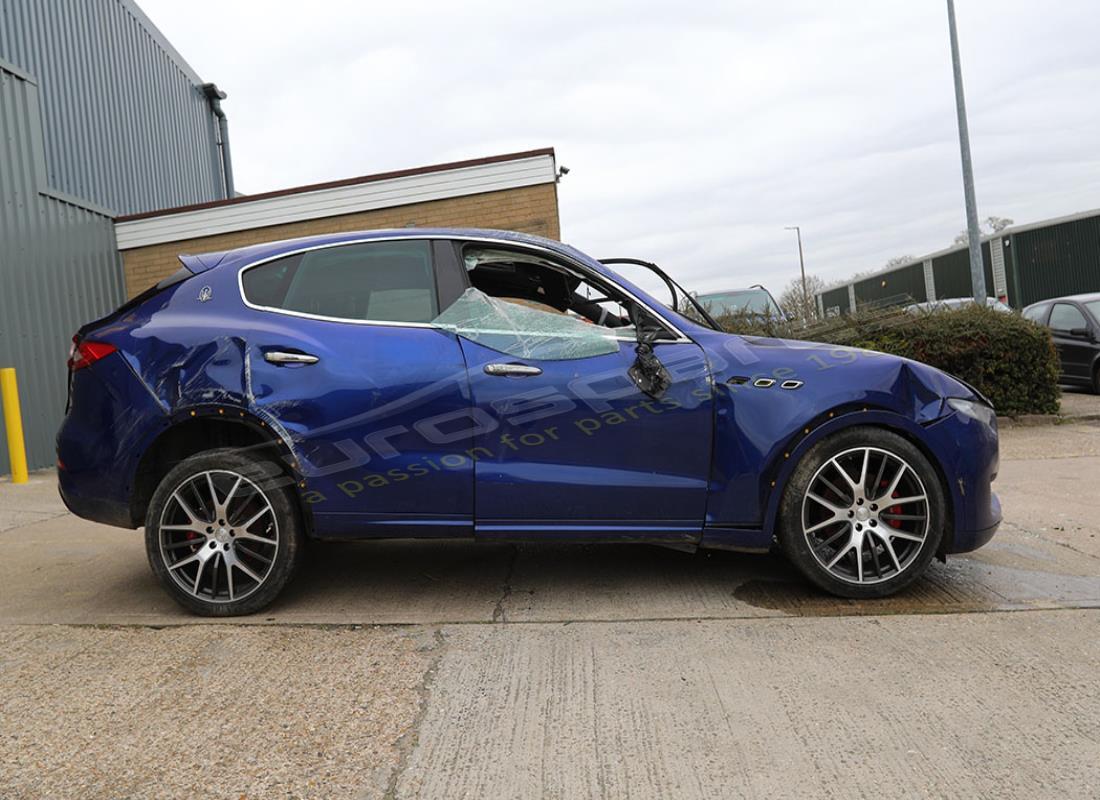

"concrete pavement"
[1,420,1099,798]
[398,611,1100,799]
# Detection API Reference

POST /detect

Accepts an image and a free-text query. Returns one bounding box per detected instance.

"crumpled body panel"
[689,329,998,547]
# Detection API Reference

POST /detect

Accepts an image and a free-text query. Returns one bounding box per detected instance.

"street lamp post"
[785,226,810,321]
[946,0,988,301]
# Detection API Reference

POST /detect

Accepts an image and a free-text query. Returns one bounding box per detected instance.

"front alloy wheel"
[146,449,302,616]
[779,427,945,598]
[802,447,929,585]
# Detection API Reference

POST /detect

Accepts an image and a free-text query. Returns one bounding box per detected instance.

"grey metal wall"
[1009,216,1100,307]
[0,0,227,216]
[818,212,1100,314]
[854,261,927,307]
[0,62,125,473]
[820,286,851,315]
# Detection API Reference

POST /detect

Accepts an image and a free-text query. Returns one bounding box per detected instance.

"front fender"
[757,409,953,538]
[692,330,989,552]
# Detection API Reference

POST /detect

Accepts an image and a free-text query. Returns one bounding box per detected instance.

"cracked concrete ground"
[1,421,1099,798]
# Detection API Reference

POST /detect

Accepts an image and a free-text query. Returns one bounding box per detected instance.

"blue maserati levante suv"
[58,229,1001,615]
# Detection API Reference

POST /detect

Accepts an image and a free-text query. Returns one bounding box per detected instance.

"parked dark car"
[1023,293,1100,393]
[58,229,1001,615]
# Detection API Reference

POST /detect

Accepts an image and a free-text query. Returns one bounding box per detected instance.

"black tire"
[1091,364,1100,395]
[778,426,945,599]
[145,448,303,616]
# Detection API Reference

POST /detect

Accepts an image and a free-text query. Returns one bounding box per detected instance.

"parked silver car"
[905,297,1013,314]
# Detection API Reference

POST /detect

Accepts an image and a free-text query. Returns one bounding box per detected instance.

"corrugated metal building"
[1,0,232,473]
[816,208,1100,316]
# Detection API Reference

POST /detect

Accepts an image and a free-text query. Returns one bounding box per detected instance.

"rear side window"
[1049,303,1088,332]
[241,241,438,323]
[1022,303,1049,323]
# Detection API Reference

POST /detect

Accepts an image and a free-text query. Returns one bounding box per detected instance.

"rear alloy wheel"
[145,449,302,616]
[779,428,944,598]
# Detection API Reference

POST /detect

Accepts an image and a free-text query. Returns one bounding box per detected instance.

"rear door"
[241,238,474,538]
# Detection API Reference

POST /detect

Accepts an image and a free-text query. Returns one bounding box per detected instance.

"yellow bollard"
[0,368,29,484]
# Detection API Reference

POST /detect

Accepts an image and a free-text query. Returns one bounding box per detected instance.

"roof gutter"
[201,83,235,199]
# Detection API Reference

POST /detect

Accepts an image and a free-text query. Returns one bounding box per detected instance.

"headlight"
[947,397,997,429]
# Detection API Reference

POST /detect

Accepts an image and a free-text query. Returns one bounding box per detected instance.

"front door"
[450,317,714,541]
[429,244,721,541]
[1048,302,1093,381]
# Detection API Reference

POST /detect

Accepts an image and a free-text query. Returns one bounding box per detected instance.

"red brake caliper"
[879,480,903,529]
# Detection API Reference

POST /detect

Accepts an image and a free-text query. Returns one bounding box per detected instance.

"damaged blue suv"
[58,229,1001,615]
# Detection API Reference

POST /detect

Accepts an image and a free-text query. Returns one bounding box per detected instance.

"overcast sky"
[140,0,1100,294]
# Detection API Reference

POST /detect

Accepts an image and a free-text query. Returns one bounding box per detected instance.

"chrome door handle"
[484,363,542,377]
[264,351,319,365]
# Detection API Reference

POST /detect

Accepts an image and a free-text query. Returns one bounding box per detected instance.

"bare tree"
[779,274,827,321]
[954,216,1014,245]
[884,255,916,268]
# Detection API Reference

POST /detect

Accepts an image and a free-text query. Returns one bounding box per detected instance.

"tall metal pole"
[946,0,987,301]
[786,226,810,321]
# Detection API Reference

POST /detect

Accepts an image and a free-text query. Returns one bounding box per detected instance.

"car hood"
[692,330,982,423]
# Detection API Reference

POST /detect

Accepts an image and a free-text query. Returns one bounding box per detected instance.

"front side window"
[433,288,621,360]
[1083,300,1100,326]
[241,240,437,324]
[1048,303,1088,332]
[429,245,670,360]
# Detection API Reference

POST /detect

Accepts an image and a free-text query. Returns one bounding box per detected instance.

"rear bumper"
[56,355,161,529]
[57,468,133,528]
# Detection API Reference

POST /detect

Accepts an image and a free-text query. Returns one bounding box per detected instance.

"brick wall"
[121,183,560,296]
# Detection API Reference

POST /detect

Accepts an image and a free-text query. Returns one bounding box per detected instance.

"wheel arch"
[762,407,955,550]
[129,409,311,531]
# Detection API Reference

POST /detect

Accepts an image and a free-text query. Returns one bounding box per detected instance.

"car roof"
[1024,292,1100,310]
[173,226,705,335]
[177,228,579,275]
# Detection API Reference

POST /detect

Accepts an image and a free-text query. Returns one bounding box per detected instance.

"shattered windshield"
[432,288,622,360]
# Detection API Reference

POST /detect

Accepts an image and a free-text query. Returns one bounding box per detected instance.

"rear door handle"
[484,363,542,377]
[265,351,319,365]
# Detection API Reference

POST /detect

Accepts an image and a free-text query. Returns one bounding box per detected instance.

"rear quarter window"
[241,241,438,323]
[240,254,302,308]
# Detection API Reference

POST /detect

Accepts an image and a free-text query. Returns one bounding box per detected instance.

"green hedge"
[717,306,1060,416]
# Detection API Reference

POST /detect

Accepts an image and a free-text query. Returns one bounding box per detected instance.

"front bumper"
[949,492,1002,554]
[923,408,1002,554]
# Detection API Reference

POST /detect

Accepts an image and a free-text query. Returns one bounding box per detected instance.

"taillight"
[67,336,117,371]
